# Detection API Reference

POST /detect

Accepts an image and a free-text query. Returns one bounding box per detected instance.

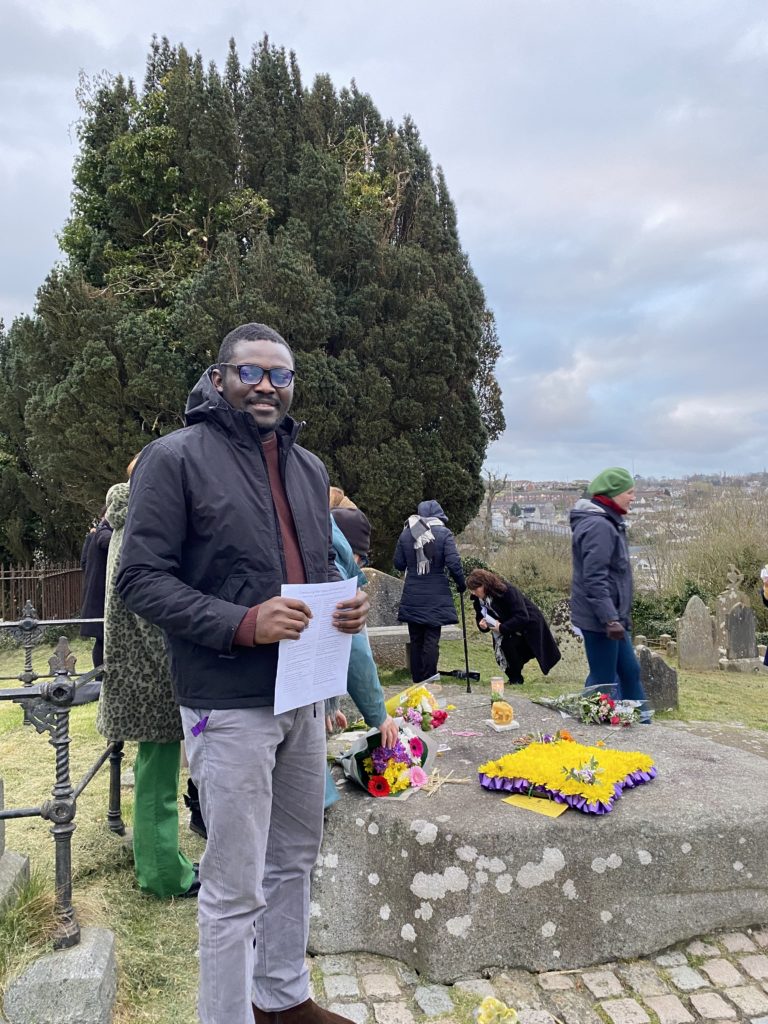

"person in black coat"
[466,568,561,685]
[79,510,113,672]
[393,500,466,682]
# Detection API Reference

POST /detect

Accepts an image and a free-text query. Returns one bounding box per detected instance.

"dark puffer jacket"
[394,500,465,626]
[116,369,338,709]
[570,498,632,631]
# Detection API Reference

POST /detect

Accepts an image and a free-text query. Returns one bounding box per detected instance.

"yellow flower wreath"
[479,740,655,805]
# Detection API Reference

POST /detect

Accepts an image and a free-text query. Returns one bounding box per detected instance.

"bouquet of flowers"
[337,727,434,798]
[388,685,448,731]
[532,687,641,726]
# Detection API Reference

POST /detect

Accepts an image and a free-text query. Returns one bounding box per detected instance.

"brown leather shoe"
[253,999,357,1024]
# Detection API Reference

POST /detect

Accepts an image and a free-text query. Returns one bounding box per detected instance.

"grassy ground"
[0,634,766,1020]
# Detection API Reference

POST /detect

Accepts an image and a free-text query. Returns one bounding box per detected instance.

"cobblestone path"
[311,927,768,1024]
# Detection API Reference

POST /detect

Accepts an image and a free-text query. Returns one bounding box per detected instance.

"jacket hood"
[569,497,608,528]
[184,367,301,444]
[105,482,130,531]
[417,499,448,522]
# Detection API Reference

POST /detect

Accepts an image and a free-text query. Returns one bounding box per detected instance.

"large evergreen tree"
[0,37,505,565]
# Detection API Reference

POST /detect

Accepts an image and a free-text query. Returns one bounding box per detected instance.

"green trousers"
[133,740,196,898]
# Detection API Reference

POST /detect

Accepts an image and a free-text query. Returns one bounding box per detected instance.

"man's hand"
[377,715,399,749]
[478,619,490,632]
[254,597,312,644]
[605,620,626,641]
[332,589,369,634]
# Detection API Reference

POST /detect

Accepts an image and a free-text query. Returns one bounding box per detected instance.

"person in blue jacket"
[570,467,651,722]
[324,515,397,807]
[393,500,466,682]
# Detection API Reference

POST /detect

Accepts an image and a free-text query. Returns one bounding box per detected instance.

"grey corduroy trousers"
[181,703,326,1024]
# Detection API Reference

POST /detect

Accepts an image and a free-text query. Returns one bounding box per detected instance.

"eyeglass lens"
[237,365,295,388]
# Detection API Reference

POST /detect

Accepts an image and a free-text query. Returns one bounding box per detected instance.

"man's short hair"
[218,323,293,365]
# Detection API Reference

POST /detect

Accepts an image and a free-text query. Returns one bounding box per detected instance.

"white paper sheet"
[273,577,358,714]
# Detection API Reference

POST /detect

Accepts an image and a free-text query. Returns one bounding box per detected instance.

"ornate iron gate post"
[0,599,127,950]
[107,741,126,836]
[36,673,80,948]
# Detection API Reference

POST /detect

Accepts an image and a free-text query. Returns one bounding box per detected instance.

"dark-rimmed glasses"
[219,364,296,388]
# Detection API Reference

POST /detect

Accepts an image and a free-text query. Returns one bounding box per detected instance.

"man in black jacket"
[117,323,368,1024]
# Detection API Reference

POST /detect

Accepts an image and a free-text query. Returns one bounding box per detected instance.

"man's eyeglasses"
[219,364,296,389]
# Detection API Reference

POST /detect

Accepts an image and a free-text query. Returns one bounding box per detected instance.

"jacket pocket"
[216,572,282,607]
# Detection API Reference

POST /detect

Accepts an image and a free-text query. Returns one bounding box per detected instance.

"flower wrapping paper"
[337,726,436,799]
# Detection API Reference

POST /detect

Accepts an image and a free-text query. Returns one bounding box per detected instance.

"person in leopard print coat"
[98,476,198,898]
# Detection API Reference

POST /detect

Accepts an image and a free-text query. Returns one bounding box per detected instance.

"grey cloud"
[2,0,767,477]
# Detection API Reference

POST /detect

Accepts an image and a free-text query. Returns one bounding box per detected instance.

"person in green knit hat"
[569,467,651,722]
[97,457,200,897]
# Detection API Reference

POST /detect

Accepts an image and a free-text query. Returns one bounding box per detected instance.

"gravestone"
[716,565,750,655]
[635,645,679,710]
[719,602,764,673]
[544,599,589,684]
[364,568,403,627]
[3,927,117,1024]
[726,604,757,660]
[0,778,30,915]
[677,595,718,670]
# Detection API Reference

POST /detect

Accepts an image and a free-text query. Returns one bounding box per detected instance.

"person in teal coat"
[324,517,397,807]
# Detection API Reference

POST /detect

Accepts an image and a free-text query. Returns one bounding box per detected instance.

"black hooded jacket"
[116,368,339,709]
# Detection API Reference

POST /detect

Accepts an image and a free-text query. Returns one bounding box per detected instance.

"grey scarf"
[406,515,442,574]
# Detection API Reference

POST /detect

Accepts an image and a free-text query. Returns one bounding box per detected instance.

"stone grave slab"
[311,693,768,981]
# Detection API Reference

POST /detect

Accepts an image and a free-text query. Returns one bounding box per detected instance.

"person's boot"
[184,779,207,840]
[253,999,359,1024]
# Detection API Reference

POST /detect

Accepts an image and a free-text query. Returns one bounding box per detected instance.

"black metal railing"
[0,601,124,948]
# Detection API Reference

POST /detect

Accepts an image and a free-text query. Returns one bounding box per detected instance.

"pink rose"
[409,766,428,788]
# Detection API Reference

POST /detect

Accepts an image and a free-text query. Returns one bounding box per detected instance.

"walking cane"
[460,592,472,693]
[439,591,480,686]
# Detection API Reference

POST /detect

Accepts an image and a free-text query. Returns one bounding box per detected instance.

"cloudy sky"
[1,0,766,481]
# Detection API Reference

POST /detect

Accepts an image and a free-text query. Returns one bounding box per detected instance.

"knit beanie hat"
[331,507,372,558]
[587,467,634,498]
